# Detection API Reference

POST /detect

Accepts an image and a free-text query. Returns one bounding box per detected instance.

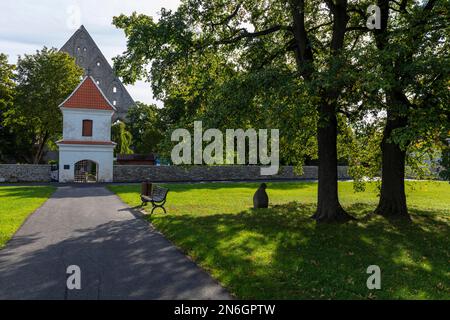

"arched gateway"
[74,160,98,183]
[57,76,116,183]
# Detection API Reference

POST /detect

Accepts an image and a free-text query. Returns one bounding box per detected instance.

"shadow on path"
[0,186,230,300]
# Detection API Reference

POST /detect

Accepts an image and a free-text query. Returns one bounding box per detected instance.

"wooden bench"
[140,185,169,214]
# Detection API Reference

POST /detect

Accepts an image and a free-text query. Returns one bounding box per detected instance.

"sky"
[0,0,181,106]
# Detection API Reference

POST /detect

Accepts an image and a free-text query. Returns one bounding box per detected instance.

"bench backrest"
[152,186,169,201]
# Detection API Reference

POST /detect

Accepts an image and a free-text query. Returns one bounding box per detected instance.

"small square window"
[82,119,93,137]
[64,165,70,170]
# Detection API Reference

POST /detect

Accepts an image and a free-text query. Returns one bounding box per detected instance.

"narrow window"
[113,100,117,106]
[96,80,100,85]
[82,120,93,137]
[113,86,117,93]
[97,61,101,67]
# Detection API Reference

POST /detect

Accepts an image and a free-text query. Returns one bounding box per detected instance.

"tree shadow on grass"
[0,186,55,201]
[149,202,450,299]
[109,181,314,197]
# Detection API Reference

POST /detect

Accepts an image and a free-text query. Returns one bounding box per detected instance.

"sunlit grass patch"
[0,186,56,248]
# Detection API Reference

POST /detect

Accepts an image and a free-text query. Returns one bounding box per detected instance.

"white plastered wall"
[58,144,115,182]
[61,107,113,141]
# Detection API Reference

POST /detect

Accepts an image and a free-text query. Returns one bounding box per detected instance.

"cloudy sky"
[0,0,181,106]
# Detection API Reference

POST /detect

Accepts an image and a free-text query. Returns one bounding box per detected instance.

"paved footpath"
[0,185,230,300]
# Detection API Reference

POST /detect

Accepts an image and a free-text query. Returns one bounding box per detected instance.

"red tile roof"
[57,140,116,146]
[60,76,115,111]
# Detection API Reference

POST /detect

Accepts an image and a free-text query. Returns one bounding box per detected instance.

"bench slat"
[141,186,168,203]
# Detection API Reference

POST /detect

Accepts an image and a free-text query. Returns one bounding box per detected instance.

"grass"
[0,186,56,248]
[108,181,450,300]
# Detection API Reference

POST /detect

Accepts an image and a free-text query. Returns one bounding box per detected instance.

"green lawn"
[108,181,450,300]
[0,186,56,248]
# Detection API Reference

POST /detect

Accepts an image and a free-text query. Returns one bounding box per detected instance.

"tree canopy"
[0,54,16,163]
[125,102,164,154]
[111,120,134,156]
[112,0,449,222]
[2,47,83,164]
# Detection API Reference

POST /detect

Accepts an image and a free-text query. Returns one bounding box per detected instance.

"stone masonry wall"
[0,164,351,183]
[113,165,351,182]
[0,164,52,182]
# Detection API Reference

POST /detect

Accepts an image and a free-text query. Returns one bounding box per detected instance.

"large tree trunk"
[312,102,354,223]
[288,0,352,222]
[375,115,410,219]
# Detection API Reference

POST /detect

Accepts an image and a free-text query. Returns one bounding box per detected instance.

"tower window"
[113,100,117,106]
[96,80,100,85]
[97,61,101,67]
[113,86,117,93]
[83,47,87,52]
[82,120,93,137]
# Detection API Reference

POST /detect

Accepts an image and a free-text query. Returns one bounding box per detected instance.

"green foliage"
[125,102,163,154]
[0,54,16,162]
[0,54,14,112]
[346,120,384,192]
[340,0,449,192]
[112,1,340,166]
[439,144,450,181]
[111,120,133,155]
[2,47,83,163]
[358,0,450,168]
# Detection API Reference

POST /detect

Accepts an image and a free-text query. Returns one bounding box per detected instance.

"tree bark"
[312,102,355,223]
[375,114,410,220]
[33,131,49,164]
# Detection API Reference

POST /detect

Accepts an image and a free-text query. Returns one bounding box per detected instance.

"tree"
[111,121,133,155]
[125,102,163,154]
[3,47,83,164]
[0,54,16,162]
[360,0,449,219]
[439,141,450,181]
[0,54,14,114]
[147,51,317,166]
[113,0,371,222]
